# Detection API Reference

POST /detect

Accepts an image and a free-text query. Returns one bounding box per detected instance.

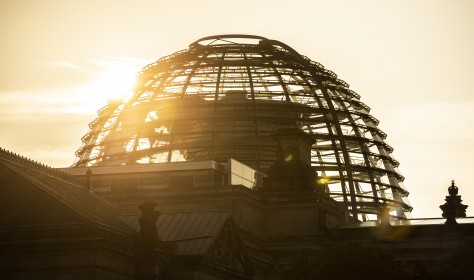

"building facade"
[1,35,473,279]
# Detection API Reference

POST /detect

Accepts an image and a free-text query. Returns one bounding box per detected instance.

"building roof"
[0,147,136,234]
[123,211,232,255]
[122,210,254,276]
[340,217,474,228]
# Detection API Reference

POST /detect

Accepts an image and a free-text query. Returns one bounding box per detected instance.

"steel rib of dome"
[74,35,412,219]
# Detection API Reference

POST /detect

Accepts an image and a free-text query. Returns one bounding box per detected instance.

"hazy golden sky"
[1,0,473,218]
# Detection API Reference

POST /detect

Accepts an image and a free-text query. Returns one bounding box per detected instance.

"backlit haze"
[1,0,473,218]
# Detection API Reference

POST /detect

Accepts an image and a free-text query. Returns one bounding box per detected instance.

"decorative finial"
[448,180,458,196]
[440,180,468,225]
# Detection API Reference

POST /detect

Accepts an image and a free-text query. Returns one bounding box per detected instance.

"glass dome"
[74,35,412,219]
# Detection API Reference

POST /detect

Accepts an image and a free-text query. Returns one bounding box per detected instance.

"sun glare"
[90,60,140,100]
[78,59,147,114]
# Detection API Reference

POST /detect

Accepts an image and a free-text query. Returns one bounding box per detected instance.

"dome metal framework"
[74,35,412,219]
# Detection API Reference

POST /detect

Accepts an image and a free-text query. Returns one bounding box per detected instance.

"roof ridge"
[161,211,231,215]
[173,235,216,241]
[0,147,85,187]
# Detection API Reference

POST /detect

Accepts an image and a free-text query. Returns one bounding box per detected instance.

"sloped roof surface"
[0,148,136,234]
[160,211,230,255]
[123,211,231,255]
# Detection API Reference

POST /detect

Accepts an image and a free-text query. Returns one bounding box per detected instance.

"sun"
[77,58,148,113]
[91,60,141,101]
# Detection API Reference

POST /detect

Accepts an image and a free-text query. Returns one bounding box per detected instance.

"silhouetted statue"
[440,180,468,226]
[253,171,264,190]
[378,204,391,228]
[318,210,329,237]
[85,168,92,190]
[139,201,160,243]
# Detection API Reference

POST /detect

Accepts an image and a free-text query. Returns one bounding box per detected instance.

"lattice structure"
[74,35,412,219]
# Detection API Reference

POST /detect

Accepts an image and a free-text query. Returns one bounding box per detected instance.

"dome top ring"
[191,34,268,47]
